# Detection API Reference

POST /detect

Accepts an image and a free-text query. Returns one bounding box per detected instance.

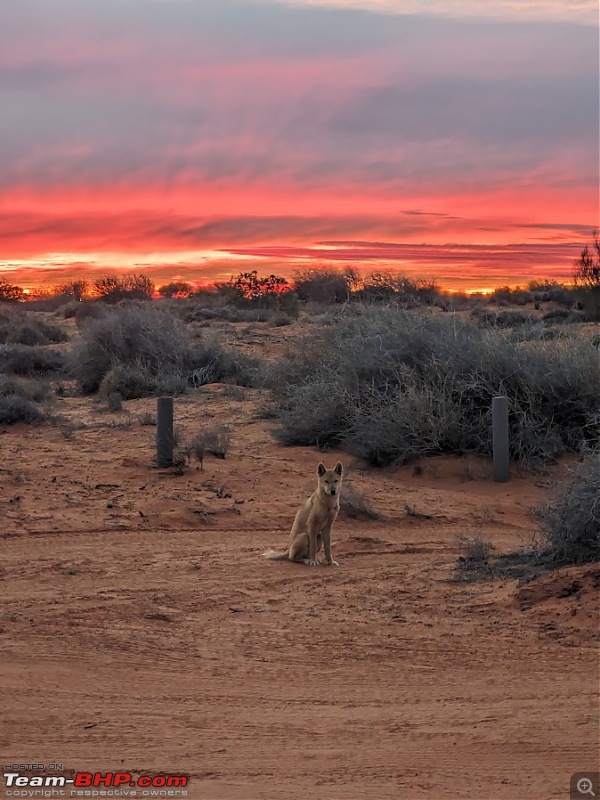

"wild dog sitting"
[263,462,343,566]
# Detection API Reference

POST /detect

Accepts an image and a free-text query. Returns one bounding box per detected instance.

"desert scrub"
[0,344,66,376]
[535,456,600,565]
[0,374,50,403]
[339,484,383,520]
[267,307,599,467]
[268,311,294,327]
[0,307,68,345]
[0,394,43,424]
[186,424,231,467]
[70,302,262,397]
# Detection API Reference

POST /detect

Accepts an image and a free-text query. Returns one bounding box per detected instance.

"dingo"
[262,462,343,566]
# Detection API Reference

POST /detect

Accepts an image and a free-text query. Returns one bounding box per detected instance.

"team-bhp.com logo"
[3,771,188,797]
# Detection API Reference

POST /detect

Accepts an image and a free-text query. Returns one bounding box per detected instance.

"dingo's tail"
[262,549,289,561]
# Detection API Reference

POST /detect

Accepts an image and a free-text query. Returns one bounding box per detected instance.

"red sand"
[1,381,598,800]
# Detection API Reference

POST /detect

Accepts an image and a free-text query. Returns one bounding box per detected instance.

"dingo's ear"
[334,461,343,475]
[317,462,326,476]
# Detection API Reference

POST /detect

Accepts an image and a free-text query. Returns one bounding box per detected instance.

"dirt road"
[1,390,598,799]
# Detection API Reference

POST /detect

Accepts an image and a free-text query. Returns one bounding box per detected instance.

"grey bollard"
[492,395,509,482]
[156,396,174,467]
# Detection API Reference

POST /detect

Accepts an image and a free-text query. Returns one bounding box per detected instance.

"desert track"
[1,390,598,799]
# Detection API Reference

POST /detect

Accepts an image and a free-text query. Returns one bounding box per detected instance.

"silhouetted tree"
[0,280,25,302]
[293,267,351,304]
[94,273,154,303]
[573,232,600,321]
[55,280,88,301]
[158,281,194,298]
[573,232,600,290]
[228,270,289,302]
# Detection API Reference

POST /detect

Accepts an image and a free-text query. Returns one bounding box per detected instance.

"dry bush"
[473,309,537,328]
[0,344,66,376]
[268,311,294,327]
[0,307,68,345]
[339,484,383,520]
[0,395,43,425]
[70,302,262,397]
[106,392,123,412]
[186,424,231,468]
[535,456,600,565]
[452,536,496,582]
[267,307,598,467]
[459,536,494,562]
[0,375,50,403]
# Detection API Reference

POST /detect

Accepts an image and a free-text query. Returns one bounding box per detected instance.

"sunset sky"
[1,0,598,292]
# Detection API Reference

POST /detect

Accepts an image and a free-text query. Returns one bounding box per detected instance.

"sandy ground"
[1,357,599,799]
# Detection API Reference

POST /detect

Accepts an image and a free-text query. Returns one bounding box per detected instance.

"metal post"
[492,395,509,482]
[156,396,174,467]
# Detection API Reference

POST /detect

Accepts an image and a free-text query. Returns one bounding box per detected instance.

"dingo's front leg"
[322,527,338,566]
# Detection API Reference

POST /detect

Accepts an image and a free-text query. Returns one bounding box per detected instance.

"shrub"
[0,375,49,402]
[293,268,353,304]
[98,365,187,400]
[59,301,81,319]
[339,485,383,520]
[70,302,262,396]
[267,307,599,467]
[268,312,293,327]
[453,536,496,582]
[578,288,600,322]
[356,273,441,307]
[0,308,68,345]
[186,424,231,467]
[0,344,66,376]
[71,303,189,394]
[74,302,108,327]
[528,281,576,306]
[535,456,600,565]
[0,394,42,424]
[157,281,194,298]
[473,309,537,328]
[106,392,123,412]
[460,536,494,562]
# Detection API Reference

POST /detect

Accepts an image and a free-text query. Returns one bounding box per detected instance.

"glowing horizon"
[1,0,597,292]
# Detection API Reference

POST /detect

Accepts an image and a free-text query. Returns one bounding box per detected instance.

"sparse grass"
[138,411,156,426]
[267,306,599,468]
